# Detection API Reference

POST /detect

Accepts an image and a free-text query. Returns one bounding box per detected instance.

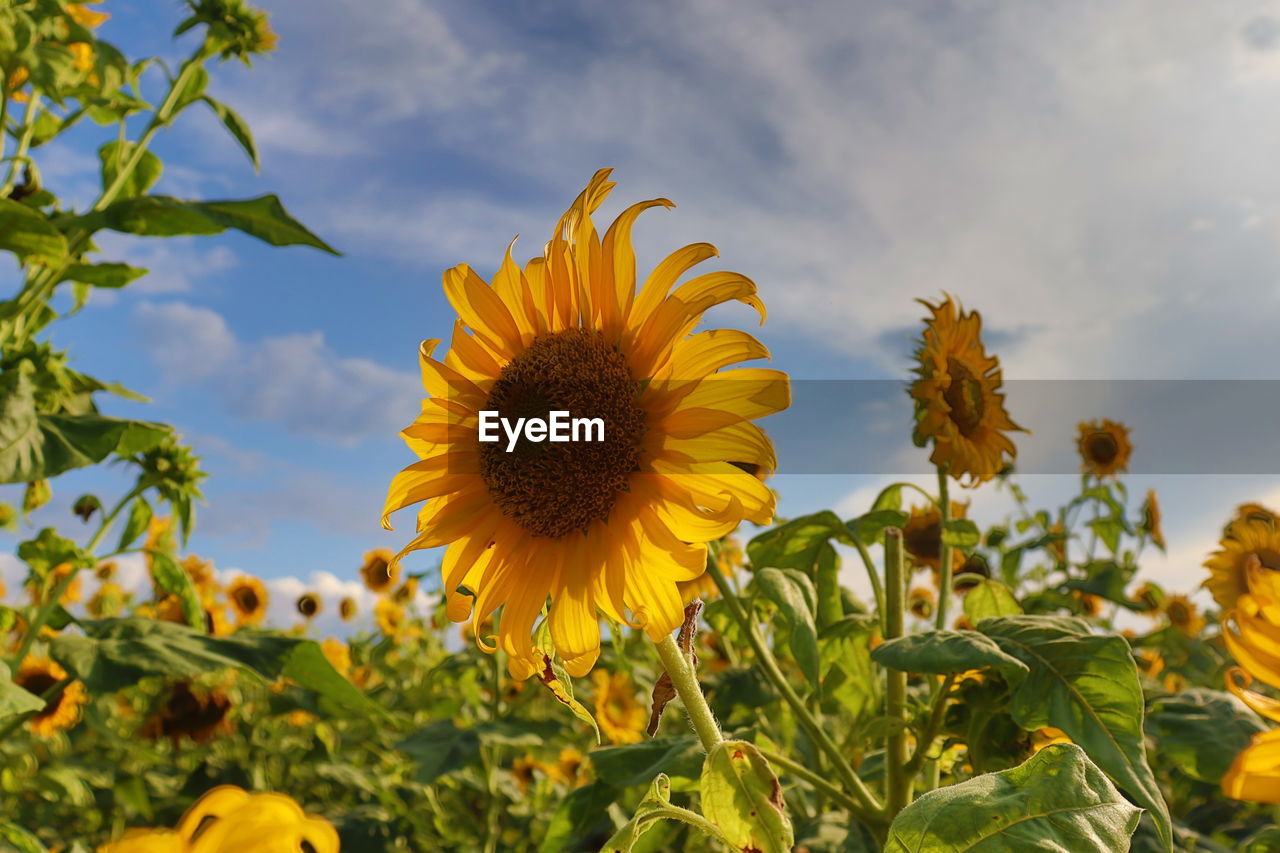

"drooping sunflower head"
[1141,489,1165,551]
[1131,581,1164,614]
[142,680,233,746]
[1204,517,1280,617]
[295,593,321,620]
[902,500,970,573]
[909,296,1023,485]
[382,170,787,679]
[15,657,86,737]
[591,669,647,745]
[908,586,935,620]
[359,548,398,594]
[226,576,268,625]
[1162,594,1205,638]
[338,596,357,621]
[1076,419,1132,479]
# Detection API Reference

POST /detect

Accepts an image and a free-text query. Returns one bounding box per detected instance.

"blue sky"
[8,0,1280,627]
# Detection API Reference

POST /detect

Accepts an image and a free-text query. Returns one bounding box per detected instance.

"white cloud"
[132,300,418,442]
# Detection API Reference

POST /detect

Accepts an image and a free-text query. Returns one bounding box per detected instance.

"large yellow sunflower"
[1076,419,1132,478]
[382,170,787,678]
[1204,518,1280,619]
[15,657,87,737]
[909,296,1023,485]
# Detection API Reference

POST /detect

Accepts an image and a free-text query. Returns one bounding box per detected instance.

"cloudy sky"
[6,0,1280,625]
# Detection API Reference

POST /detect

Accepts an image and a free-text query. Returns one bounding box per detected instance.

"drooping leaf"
[979,615,1172,850]
[60,261,149,289]
[145,548,203,629]
[872,630,1029,683]
[600,774,679,853]
[884,744,1141,852]
[535,653,600,744]
[117,496,153,551]
[847,508,909,546]
[700,740,793,853]
[89,194,338,253]
[962,578,1022,624]
[942,518,981,548]
[202,96,259,169]
[754,568,820,687]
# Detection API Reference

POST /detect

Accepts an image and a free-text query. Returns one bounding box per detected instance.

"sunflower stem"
[884,528,912,817]
[654,633,722,751]
[934,466,953,631]
[706,560,884,816]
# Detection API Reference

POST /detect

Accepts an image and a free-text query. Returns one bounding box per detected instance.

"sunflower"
[30,562,82,606]
[338,596,357,621]
[359,548,398,594]
[382,170,786,679]
[1233,503,1279,534]
[98,785,338,853]
[678,535,743,604]
[1131,581,1164,614]
[1030,726,1072,754]
[1075,592,1104,618]
[96,560,117,581]
[374,597,406,637]
[1076,419,1132,479]
[182,554,218,594]
[321,637,352,678]
[909,296,1023,485]
[1141,489,1165,551]
[296,593,321,620]
[592,669,647,745]
[1223,728,1280,804]
[393,577,419,605]
[226,576,268,625]
[88,581,126,618]
[1163,594,1205,637]
[67,2,110,28]
[1204,518,1280,619]
[14,657,86,737]
[142,681,233,746]
[902,501,970,574]
[908,586,935,620]
[511,755,543,793]
[550,746,586,787]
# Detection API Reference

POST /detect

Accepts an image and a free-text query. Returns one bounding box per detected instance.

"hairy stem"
[654,633,722,751]
[884,528,911,817]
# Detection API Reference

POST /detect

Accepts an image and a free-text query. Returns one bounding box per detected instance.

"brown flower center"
[943,358,985,436]
[232,586,259,614]
[479,329,645,538]
[1085,433,1119,466]
[18,671,60,720]
[297,595,319,617]
[904,519,942,562]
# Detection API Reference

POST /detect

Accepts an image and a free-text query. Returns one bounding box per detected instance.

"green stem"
[934,466,953,630]
[0,93,39,198]
[757,747,870,819]
[903,674,956,780]
[707,561,884,815]
[85,484,143,554]
[850,536,887,636]
[884,529,911,817]
[654,633,722,751]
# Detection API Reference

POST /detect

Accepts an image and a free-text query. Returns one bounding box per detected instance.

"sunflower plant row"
[4,2,1280,852]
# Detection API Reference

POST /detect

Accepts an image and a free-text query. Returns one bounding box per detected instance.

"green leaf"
[0,661,47,721]
[146,549,203,629]
[397,719,482,785]
[50,618,381,717]
[536,653,601,743]
[202,96,259,169]
[1241,826,1280,853]
[1145,688,1265,784]
[748,511,850,572]
[847,509,909,546]
[0,199,66,260]
[754,568,820,687]
[962,579,1022,623]
[700,740,793,853]
[0,820,48,852]
[90,194,339,253]
[99,141,163,200]
[172,65,208,114]
[539,781,618,853]
[117,496,153,551]
[0,364,172,483]
[884,744,1141,852]
[60,262,148,289]
[979,616,1172,851]
[872,630,1029,683]
[591,736,703,787]
[942,518,981,548]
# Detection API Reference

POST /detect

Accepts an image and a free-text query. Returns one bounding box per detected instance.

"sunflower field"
[3,2,1280,852]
